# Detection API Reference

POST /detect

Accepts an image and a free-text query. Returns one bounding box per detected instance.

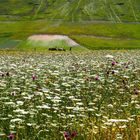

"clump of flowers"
[95,75,99,81]
[64,131,77,140]
[9,133,15,140]
[32,74,37,81]
[0,133,15,139]
[112,61,117,66]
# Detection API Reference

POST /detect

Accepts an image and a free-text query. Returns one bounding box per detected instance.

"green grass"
[0,38,21,49]
[0,0,140,22]
[0,21,140,39]
[46,22,140,39]
[71,35,140,50]
[0,20,140,50]
[15,39,88,52]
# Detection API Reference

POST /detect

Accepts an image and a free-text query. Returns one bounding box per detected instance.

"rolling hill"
[0,0,140,50]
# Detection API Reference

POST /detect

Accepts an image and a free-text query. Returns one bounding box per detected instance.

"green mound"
[16,39,88,52]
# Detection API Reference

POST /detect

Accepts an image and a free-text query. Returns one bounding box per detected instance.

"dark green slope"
[0,0,140,22]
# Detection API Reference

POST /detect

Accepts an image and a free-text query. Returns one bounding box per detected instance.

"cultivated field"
[0,21,140,50]
[0,51,140,140]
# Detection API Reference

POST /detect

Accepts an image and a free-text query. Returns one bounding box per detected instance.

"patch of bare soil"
[28,35,79,46]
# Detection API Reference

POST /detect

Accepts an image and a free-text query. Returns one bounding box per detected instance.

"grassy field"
[71,35,140,50]
[0,1,140,140]
[0,50,140,140]
[1,21,140,39]
[0,20,140,50]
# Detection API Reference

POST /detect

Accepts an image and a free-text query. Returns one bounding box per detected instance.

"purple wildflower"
[9,133,14,140]
[32,74,37,81]
[64,132,69,138]
[71,131,77,138]
[95,75,99,81]
[112,61,116,66]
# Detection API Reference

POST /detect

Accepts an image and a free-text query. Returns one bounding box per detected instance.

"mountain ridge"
[0,0,140,22]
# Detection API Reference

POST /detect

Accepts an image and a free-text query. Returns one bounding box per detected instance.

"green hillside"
[0,0,140,50]
[0,0,140,22]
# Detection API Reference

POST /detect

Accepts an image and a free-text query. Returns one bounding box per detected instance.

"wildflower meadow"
[0,51,140,140]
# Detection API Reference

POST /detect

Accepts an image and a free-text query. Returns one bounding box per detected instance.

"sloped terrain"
[0,20,140,50]
[0,0,140,22]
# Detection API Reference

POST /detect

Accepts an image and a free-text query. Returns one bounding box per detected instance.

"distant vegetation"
[0,20,140,50]
[0,0,140,50]
[0,0,140,22]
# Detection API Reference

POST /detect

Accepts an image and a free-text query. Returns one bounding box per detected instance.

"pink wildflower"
[32,74,37,81]
[9,133,14,140]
